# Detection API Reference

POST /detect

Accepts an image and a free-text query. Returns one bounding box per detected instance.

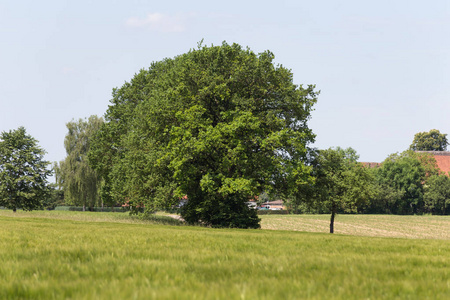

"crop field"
[0,211,449,299]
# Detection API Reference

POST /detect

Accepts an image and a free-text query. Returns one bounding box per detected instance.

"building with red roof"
[416,151,450,175]
[362,151,450,176]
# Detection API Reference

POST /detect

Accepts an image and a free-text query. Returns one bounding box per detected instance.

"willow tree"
[90,42,318,228]
[56,116,103,211]
[0,127,52,212]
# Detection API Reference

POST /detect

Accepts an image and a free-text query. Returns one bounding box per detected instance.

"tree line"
[1,43,449,232]
[288,144,450,233]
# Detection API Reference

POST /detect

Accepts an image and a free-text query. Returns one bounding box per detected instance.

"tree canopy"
[89,42,318,228]
[56,116,103,211]
[409,129,448,151]
[424,174,450,215]
[0,127,52,212]
[372,151,440,214]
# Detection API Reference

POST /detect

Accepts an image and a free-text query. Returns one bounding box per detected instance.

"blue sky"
[1,0,449,167]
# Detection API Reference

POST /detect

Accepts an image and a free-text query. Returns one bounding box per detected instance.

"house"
[361,151,450,175]
[262,200,286,210]
[360,162,381,168]
[416,151,450,175]
[176,195,189,208]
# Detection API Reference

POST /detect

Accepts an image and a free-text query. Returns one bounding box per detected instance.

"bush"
[181,195,261,229]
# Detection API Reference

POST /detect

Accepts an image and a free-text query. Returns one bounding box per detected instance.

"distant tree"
[43,183,64,210]
[56,116,103,211]
[423,174,450,215]
[0,127,52,212]
[375,151,439,214]
[312,147,374,233]
[360,177,405,214]
[409,129,448,151]
[89,42,318,228]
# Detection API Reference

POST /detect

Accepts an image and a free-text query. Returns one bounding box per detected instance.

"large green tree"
[0,127,52,212]
[311,147,374,233]
[56,116,103,211]
[90,42,318,228]
[409,129,448,151]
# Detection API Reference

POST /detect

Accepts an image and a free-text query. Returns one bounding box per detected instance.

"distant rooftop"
[416,151,450,175]
[361,151,450,175]
[360,162,381,168]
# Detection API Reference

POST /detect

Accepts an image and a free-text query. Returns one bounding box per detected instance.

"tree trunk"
[13,207,16,213]
[330,210,335,234]
[82,204,85,212]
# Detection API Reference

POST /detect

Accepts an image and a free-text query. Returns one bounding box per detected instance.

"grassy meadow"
[0,210,449,299]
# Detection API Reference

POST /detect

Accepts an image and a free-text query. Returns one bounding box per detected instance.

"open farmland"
[260,214,450,240]
[2,210,447,240]
[0,211,449,299]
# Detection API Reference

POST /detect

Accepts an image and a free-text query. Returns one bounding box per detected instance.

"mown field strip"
[260,214,450,240]
[0,213,449,299]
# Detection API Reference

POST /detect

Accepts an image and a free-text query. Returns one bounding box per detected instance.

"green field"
[0,211,449,299]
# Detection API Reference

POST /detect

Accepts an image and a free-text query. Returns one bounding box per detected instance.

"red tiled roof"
[362,152,450,176]
[417,151,450,175]
[265,200,284,205]
[360,162,381,168]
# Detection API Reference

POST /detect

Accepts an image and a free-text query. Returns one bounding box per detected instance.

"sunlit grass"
[1,210,449,239]
[0,209,183,226]
[2,209,449,240]
[0,212,449,299]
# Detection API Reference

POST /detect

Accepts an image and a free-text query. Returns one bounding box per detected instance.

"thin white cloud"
[126,12,191,33]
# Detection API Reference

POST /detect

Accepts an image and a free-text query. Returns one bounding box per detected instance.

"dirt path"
[167,214,185,221]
